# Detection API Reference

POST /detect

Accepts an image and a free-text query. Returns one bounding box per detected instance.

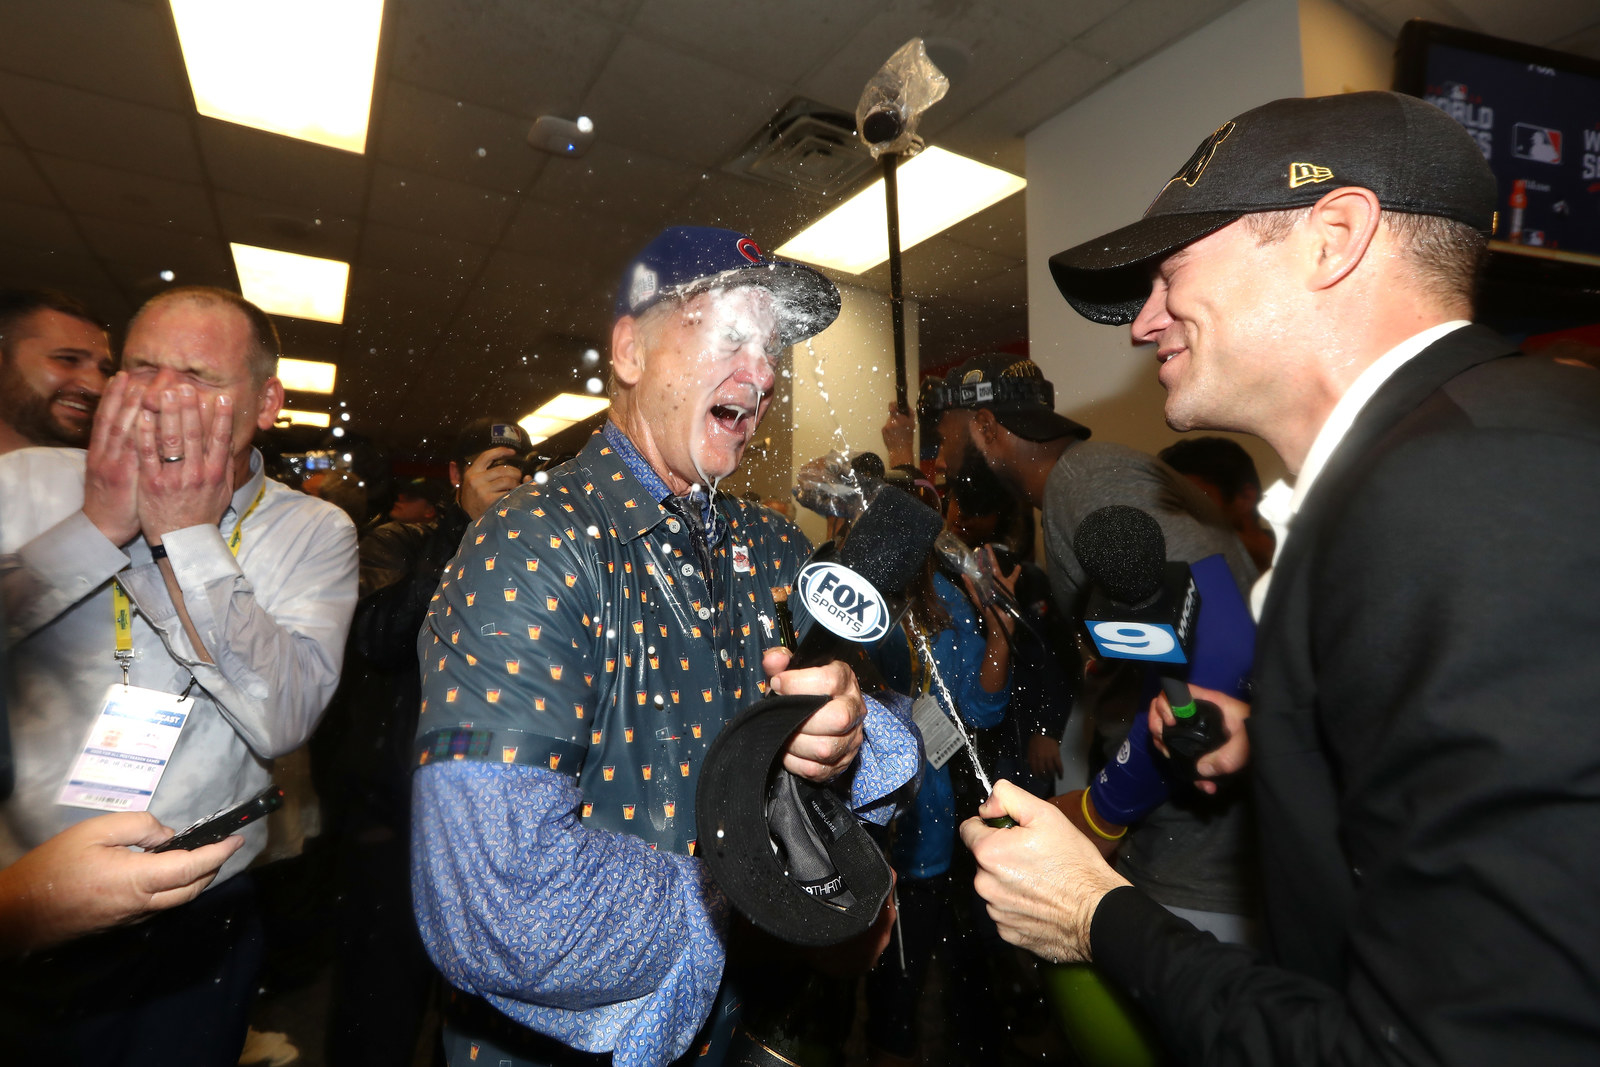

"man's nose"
[1130,288,1171,345]
[139,368,181,409]
[735,344,777,392]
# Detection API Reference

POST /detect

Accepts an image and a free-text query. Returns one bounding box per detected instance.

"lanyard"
[110,480,267,681]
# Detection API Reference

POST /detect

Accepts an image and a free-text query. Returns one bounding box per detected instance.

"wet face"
[122,299,283,480]
[0,309,112,446]
[1130,219,1301,433]
[618,286,782,490]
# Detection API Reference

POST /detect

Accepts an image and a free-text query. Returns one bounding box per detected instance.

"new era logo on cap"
[1288,162,1334,188]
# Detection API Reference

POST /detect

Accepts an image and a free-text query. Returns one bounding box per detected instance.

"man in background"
[0,288,112,455]
[1159,436,1275,570]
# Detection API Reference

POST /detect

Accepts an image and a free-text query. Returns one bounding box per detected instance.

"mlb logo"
[1513,123,1562,164]
[490,424,521,449]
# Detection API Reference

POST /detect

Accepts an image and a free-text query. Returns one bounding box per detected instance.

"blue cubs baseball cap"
[614,226,842,348]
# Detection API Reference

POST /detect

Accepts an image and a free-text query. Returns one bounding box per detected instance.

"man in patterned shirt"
[411,227,920,1067]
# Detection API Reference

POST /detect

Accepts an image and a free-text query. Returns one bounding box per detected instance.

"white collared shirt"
[1250,320,1470,618]
[0,447,358,880]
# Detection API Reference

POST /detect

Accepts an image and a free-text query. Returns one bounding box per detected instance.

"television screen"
[1396,20,1600,270]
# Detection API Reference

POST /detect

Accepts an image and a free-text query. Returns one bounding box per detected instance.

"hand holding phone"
[148,785,283,853]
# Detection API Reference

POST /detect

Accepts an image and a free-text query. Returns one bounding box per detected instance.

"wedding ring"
[160,454,185,463]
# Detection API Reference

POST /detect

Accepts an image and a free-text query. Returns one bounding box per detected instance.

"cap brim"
[695,692,892,947]
[1049,211,1243,326]
[680,261,843,348]
[995,409,1092,443]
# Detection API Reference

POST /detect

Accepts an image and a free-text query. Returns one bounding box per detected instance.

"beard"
[947,442,1016,517]
[0,359,91,447]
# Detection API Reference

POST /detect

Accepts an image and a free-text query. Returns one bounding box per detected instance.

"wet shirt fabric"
[412,424,919,1067]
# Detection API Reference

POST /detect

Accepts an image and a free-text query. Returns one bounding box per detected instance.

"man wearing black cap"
[918,354,1259,942]
[410,228,918,1067]
[964,91,1600,1062]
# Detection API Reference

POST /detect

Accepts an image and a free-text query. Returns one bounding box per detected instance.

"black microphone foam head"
[838,484,944,595]
[1073,505,1167,605]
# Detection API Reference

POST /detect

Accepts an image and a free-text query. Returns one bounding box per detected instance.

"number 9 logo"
[1090,621,1176,657]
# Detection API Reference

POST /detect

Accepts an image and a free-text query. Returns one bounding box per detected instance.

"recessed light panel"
[231,243,350,324]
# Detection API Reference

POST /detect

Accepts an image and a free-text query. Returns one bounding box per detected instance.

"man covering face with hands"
[0,286,357,1066]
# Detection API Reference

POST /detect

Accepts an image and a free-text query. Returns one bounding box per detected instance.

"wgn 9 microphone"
[1072,506,1255,815]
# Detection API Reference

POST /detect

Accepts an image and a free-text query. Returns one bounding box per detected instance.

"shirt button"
[666,518,681,533]
[720,649,730,662]
[698,607,711,620]
[680,563,695,577]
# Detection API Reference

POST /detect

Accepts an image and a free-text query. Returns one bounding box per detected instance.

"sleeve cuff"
[20,510,128,593]
[161,523,243,588]
[1089,884,1211,1009]
[848,691,922,823]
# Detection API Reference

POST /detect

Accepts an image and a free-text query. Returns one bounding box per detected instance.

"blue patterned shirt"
[412,425,919,1066]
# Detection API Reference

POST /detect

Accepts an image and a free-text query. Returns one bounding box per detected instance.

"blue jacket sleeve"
[411,760,727,1067]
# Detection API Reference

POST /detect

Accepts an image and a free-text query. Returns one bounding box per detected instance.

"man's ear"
[970,408,1004,458]
[255,376,285,432]
[610,315,645,388]
[1304,186,1382,292]
[448,461,461,489]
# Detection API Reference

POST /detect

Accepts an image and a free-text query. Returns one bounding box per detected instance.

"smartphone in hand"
[148,785,284,853]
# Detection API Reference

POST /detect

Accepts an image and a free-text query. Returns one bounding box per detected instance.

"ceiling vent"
[727,98,876,199]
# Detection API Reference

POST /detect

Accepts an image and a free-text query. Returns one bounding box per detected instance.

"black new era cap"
[1050,91,1499,325]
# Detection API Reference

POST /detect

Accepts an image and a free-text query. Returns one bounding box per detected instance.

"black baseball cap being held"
[1050,91,1499,326]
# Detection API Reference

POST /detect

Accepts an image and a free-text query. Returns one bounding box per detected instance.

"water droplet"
[582,348,600,366]
[476,147,487,157]
[585,377,603,394]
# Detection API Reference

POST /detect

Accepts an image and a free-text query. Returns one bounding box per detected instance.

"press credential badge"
[59,684,193,812]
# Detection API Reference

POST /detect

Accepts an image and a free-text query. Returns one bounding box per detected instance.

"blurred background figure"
[0,288,112,456]
[1158,436,1276,571]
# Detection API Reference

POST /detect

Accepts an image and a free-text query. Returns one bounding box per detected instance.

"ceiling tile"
[1550,21,1600,60]
[214,190,362,262]
[938,192,1027,261]
[359,222,491,285]
[579,34,789,166]
[35,153,217,235]
[388,0,620,115]
[630,0,871,83]
[197,118,369,217]
[374,81,546,194]
[0,145,59,206]
[801,4,1074,123]
[78,217,232,278]
[367,163,518,245]
[500,198,648,283]
[0,73,200,183]
[0,200,82,253]
[1075,0,1245,69]
[528,141,704,227]
[0,0,190,110]
[0,244,121,298]
[936,45,1117,157]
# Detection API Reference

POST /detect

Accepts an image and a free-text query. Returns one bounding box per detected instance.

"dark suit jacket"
[1091,325,1600,1064]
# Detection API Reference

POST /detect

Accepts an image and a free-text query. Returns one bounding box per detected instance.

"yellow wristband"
[1081,789,1127,841]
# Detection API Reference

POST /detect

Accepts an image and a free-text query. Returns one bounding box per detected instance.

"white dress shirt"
[0,446,358,880]
[1250,320,1470,619]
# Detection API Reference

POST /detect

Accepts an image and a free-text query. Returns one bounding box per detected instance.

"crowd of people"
[1,86,1598,1067]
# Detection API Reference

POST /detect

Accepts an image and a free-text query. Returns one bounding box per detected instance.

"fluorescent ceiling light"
[169,0,384,154]
[231,243,350,324]
[532,394,612,422]
[775,147,1026,275]
[277,357,337,394]
[517,415,569,441]
[277,408,330,428]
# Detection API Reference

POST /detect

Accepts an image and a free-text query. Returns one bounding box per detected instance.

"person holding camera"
[312,415,536,1066]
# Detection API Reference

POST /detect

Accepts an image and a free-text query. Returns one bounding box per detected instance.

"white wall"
[1024,0,1305,484]
[787,282,918,546]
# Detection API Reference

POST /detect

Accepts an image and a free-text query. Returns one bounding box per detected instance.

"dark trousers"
[863,869,1001,1062]
[0,872,263,1067]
